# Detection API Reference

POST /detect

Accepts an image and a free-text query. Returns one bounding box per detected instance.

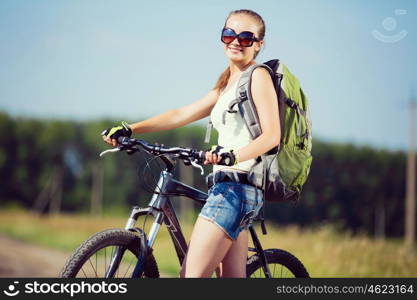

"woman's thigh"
[220,229,249,278]
[180,217,233,278]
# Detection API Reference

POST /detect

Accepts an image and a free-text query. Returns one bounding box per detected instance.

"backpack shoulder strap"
[205,63,273,144]
[230,63,274,139]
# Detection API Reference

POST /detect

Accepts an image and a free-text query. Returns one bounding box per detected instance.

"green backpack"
[206,59,313,202]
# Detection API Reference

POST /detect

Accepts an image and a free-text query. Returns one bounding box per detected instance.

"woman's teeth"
[229,47,242,53]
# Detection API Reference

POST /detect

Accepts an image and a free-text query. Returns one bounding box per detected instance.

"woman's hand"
[101,121,132,147]
[102,135,118,147]
[203,145,238,166]
[204,151,222,165]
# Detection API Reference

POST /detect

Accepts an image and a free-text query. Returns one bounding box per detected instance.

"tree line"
[0,112,412,238]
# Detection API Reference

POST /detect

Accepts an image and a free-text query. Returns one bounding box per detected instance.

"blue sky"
[0,0,416,151]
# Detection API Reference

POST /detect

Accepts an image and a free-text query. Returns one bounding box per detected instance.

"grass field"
[0,209,415,277]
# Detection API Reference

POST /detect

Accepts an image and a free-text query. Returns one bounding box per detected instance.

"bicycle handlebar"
[99,136,235,174]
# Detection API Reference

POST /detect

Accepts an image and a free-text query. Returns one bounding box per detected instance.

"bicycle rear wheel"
[60,228,159,278]
[246,249,309,278]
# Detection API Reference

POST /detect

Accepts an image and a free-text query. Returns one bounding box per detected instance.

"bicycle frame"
[108,168,271,277]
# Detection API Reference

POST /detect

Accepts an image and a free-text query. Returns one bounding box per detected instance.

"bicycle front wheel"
[246,249,309,278]
[60,228,159,278]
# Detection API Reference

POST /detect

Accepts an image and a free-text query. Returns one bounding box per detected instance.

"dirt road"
[0,235,172,278]
[0,235,70,277]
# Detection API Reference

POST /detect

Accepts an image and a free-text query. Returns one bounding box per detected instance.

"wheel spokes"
[80,267,88,278]
[75,245,138,278]
[87,258,98,277]
[250,263,295,278]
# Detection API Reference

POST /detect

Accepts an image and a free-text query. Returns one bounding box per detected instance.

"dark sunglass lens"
[222,36,236,44]
[238,31,255,47]
[221,28,236,44]
[238,37,252,47]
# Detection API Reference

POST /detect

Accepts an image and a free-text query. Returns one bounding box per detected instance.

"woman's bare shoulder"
[251,67,273,85]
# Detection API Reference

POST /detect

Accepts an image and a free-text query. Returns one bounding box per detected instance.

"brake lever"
[190,159,204,175]
[99,148,121,157]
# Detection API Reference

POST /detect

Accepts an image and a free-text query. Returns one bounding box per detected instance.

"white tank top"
[210,81,256,174]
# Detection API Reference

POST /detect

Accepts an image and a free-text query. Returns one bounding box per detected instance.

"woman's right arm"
[103,89,219,146]
[129,89,219,134]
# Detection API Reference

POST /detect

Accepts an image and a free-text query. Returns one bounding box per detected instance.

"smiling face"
[223,14,264,64]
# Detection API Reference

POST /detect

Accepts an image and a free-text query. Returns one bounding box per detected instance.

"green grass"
[0,208,415,277]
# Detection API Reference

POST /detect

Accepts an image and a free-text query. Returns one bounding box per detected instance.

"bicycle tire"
[60,228,159,278]
[246,249,309,278]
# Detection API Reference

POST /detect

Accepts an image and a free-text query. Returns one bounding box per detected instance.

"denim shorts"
[198,181,264,240]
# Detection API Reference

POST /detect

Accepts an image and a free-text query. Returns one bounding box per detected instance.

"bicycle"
[60,136,309,278]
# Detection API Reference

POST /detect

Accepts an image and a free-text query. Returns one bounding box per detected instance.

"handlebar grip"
[198,150,206,161]
[117,136,130,144]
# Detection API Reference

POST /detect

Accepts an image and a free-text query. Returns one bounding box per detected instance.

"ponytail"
[213,67,231,92]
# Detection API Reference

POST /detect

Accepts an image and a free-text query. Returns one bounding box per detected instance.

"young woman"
[102,9,280,278]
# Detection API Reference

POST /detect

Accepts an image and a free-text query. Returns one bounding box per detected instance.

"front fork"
[105,206,163,278]
[130,212,163,277]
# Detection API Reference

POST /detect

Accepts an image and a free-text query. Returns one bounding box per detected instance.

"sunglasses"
[221,27,260,47]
